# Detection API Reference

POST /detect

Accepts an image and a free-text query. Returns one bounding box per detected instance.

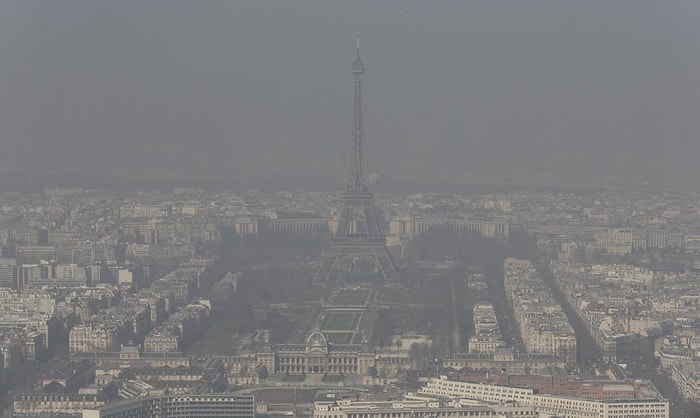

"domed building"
[306,329,328,352]
[256,329,375,376]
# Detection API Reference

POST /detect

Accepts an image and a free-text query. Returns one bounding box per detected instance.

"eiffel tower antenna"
[315,41,398,284]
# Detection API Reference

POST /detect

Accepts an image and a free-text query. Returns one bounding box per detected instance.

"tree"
[373,308,394,348]
[409,342,430,360]
[257,365,269,380]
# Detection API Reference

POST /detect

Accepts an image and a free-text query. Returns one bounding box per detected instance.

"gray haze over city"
[1,0,700,191]
[7,3,700,418]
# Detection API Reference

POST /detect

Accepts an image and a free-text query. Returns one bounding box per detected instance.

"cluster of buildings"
[68,261,213,358]
[381,190,697,260]
[467,303,504,354]
[511,191,700,262]
[445,294,569,374]
[0,188,234,377]
[6,188,700,276]
[555,263,700,407]
[549,262,674,363]
[541,262,700,403]
[492,190,700,408]
[143,301,210,353]
[2,187,696,416]
[504,258,577,363]
[0,287,60,366]
[1,196,220,279]
[656,333,700,407]
[12,359,107,416]
[7,257,224,416]
[0,188,518,288]
[81,371,671,418]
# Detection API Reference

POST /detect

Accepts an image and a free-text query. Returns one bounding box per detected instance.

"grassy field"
[323,331,355,344]
[332,289,370,306]
[322,311,360,331]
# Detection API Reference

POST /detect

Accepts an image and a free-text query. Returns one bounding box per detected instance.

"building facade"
[420,377,669,418]
[389,216,508,239]
[444,347,566,374]
[82,394,255,418]
[314,399,536,418]
[256,329,374,376]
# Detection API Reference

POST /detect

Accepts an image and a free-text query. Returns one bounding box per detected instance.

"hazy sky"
[1,1,699,190]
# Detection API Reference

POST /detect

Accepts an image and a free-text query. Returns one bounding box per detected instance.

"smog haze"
[1,1,699,191]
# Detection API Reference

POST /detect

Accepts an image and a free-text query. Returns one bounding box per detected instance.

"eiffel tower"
[315,40,398,284]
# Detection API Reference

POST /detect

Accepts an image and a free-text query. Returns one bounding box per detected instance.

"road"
[483,264,524,352]
[534,260,600,364]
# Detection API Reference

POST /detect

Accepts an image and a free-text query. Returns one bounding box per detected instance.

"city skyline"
[0,2,699,416]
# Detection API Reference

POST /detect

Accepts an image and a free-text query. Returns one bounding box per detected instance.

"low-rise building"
[419,376,669,418]
[468,303,504,354]
[313,398,535,418]
[443,347,566,374]
[82,394,255,418]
